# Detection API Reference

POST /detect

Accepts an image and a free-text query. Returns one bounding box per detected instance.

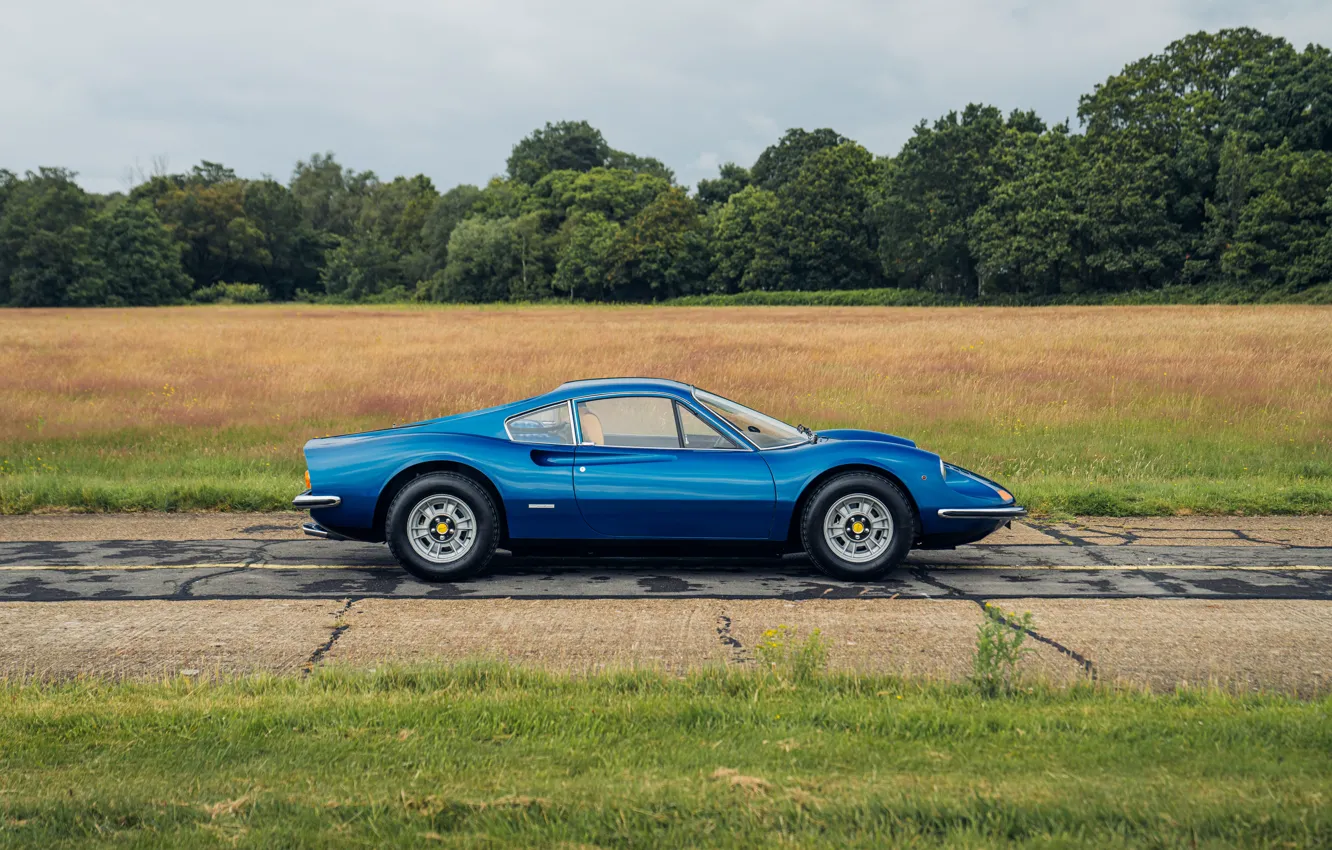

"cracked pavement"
[0,515,1329,691]
[0,537,1329,601]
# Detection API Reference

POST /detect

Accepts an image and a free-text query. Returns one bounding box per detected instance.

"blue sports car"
[294,378,1024,582]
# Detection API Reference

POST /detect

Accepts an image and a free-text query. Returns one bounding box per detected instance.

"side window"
[677,403,739,449]
[505,402,574,446]
[577,396,679,448]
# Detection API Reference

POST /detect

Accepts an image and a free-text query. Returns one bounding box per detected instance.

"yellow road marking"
[0,563,366,572]
[0,563,1328,572]
[936,564,1332,571]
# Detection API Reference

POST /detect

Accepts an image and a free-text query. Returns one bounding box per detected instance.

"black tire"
[385,473,499,582]
[800,472,916,580]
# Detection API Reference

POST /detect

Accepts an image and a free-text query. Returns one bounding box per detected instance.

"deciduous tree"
[878,106,1038,295]
[507,121,613,185]
[0,168,105,306]
[430,217,523,302]
[91,200,191,305]
[751,128,849,191]
[696,163,752,208]
[709,185,783,293]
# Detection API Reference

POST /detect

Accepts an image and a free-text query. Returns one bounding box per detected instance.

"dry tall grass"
[1,304,1328,513]
[3,304,1327,439]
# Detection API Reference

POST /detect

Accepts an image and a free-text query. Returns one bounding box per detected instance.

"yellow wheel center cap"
[852,521,865,534]
[436,522,449,535]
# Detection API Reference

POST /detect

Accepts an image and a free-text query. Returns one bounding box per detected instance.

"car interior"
[508,396,740,450]
[579,411,605,444]
[576,397,736,449]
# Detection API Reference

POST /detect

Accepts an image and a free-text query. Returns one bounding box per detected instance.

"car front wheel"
[385,473,499,581]
[800,472,915,580]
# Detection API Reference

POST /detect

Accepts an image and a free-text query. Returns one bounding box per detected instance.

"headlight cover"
[942,463,1013,502]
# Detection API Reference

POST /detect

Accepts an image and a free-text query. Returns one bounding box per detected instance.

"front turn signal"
[997,488,1013,503]
[304,469,312,490]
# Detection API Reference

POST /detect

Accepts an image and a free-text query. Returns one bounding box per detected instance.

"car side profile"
[294,378,1024,581]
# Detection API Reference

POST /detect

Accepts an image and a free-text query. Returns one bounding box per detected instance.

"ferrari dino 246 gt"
[294,378,1024,581]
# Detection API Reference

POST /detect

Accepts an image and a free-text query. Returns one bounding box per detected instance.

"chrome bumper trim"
[301,522,349,541]
[293,491,342,508]
[937,507,1027,519]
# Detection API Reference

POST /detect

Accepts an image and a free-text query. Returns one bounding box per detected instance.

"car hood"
[815,428,917,448]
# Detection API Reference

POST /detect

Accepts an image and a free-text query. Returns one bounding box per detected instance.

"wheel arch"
[785,463,922,545]
[373,461,509,544]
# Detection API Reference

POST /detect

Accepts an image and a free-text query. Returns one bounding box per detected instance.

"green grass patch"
[0,664,1328,848]
[0,426,307,513]
[1,419,1325,515]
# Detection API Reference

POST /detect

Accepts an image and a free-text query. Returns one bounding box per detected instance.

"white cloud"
[2,0,1330,193]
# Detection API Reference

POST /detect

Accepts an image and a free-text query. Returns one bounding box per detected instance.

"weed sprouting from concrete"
[973,603,1035,697]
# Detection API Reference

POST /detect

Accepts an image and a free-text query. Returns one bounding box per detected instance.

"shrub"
[362,285,414,304]
[667,288,962,307]
[663,280,1332,307]
[192,282,269,304]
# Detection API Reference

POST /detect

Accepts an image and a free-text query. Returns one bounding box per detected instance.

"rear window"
[505,403,574,445]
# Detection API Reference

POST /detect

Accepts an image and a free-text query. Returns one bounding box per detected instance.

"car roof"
[553,377,695,395]
[471,378,699,423]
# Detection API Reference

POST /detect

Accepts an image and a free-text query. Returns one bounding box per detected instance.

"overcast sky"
[4,1,1331,194]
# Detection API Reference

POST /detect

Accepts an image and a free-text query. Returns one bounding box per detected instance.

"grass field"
[0,665,1328,848]
[1,304,1328,515]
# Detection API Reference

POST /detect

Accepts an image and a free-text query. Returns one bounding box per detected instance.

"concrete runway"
[2,516,1329,691]
[1,538,1331,601]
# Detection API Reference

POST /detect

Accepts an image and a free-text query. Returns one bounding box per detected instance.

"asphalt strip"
[2,563,1329,571]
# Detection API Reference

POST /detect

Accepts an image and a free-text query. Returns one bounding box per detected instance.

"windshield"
[693,389,808,449]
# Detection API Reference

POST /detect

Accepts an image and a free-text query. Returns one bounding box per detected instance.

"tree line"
[2,27,1330,307]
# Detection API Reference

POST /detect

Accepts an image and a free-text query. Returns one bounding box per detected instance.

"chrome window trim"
[690,389,807,451]
[752,438,812,450]
[572,392,754,452]
[673,400,744,451]
[503,400,577,446]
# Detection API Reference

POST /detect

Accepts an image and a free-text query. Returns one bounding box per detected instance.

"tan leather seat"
[580,412,604,445]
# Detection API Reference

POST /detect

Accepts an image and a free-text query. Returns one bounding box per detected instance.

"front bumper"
[937,506,1027,520]
[293,490,342,508]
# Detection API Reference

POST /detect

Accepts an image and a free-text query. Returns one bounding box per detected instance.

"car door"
[500,400,591,539]
[572,395,775,539]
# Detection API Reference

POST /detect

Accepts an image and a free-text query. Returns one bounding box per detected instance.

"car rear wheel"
[800,472,915,580]
[385,473,499,581]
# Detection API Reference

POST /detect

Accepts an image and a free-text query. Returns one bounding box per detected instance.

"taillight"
[304,469,312,490]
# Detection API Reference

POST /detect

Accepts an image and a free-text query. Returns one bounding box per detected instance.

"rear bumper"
[293,490,342,508]
[936,506,1027,520]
